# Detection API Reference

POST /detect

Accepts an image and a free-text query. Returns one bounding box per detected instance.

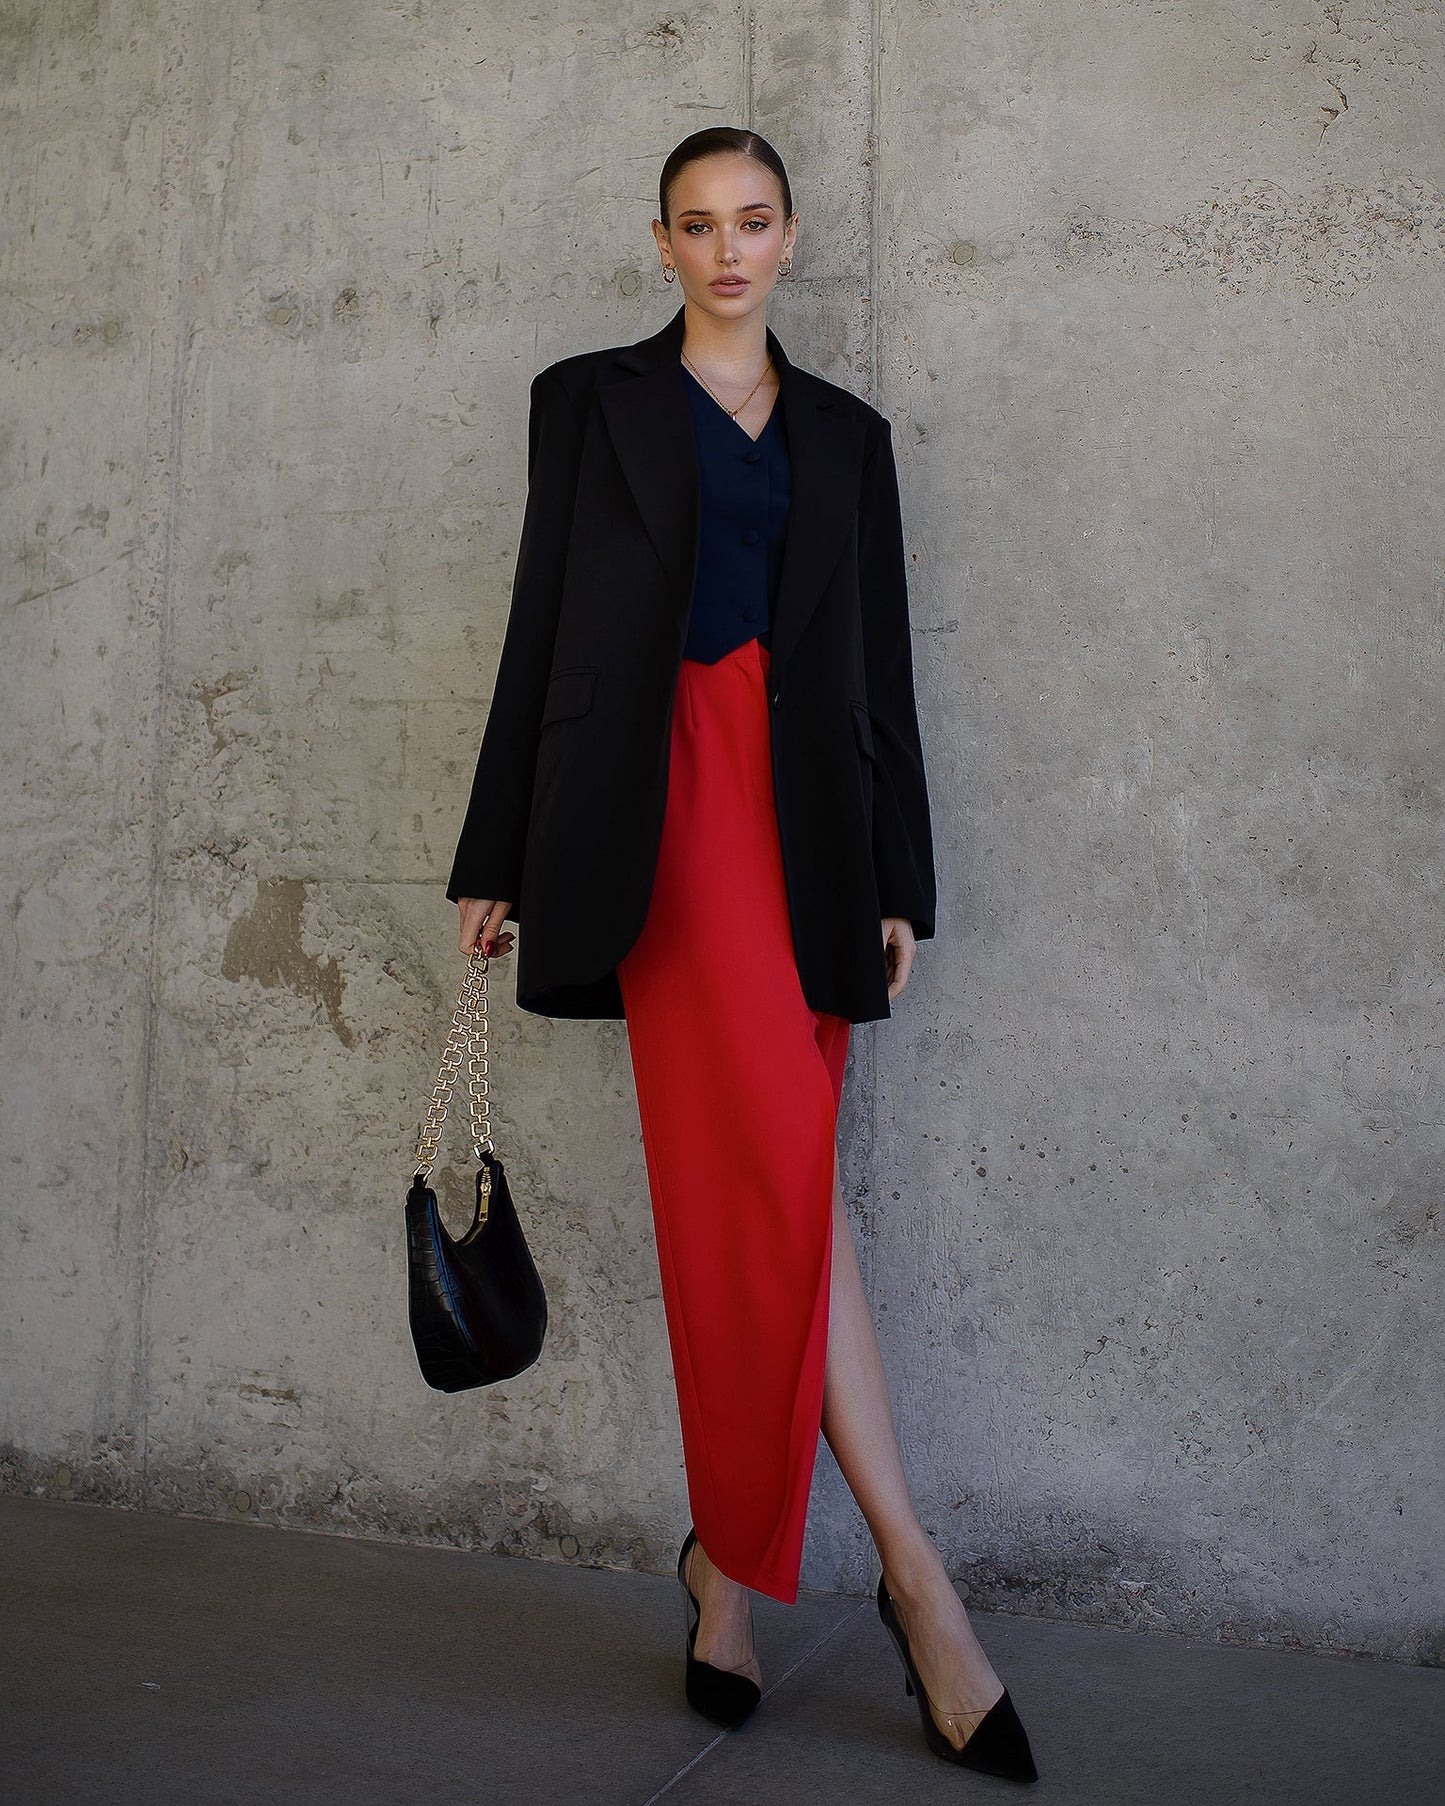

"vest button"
[744,448,763,464]
[741,528,759,545]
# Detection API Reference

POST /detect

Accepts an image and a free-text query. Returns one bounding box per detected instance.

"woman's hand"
[882,917,917,1002]
[457,897,515,959]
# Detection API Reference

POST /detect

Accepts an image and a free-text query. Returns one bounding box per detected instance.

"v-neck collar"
[681,362,781,446]
[597,303,866,676]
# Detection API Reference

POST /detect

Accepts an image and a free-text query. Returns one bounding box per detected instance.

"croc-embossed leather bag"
[405,949,547,1391]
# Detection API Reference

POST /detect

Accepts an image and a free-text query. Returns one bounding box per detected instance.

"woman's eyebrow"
[675,202,777,219]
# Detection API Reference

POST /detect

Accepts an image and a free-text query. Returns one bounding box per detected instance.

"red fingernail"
[482,939,494,956]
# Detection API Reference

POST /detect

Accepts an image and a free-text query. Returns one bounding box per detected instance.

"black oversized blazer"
[446,302,937,1024]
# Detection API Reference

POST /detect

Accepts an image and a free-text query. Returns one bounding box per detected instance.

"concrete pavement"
[3,1495,1440,1806]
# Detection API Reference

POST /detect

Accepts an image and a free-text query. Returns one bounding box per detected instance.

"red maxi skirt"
[616,634,850,1605]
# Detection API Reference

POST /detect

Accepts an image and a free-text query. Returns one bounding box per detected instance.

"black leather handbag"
[405,948,547,1391]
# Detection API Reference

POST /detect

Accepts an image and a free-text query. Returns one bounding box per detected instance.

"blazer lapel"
[597,307,699,605]
[597,303,864,673]
[767,331,860,674]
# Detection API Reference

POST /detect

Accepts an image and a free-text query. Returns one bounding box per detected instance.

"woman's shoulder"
[528,347,606,407]
[532,330,655,402]
[788,366,892,443]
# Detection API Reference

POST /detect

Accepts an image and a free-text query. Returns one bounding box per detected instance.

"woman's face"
[654,153,797,323]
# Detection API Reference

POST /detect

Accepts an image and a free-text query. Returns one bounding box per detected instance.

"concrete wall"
[3,0,1441,1664]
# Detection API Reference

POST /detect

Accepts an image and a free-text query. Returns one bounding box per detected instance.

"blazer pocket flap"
[540,667,598,727]
[850,700,877,760]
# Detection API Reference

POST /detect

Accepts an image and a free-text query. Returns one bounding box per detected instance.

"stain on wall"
[1061,175,1445,298]
[221,879,355,1049]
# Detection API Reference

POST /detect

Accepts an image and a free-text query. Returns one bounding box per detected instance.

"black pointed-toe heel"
[677,1526,762,1731]
[876,1573,1039,1782]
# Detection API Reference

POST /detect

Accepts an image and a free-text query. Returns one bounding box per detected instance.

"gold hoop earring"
[778,260,792,277]
[663,265,676,282]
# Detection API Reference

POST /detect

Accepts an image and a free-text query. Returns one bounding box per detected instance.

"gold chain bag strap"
[404,949,547,1391]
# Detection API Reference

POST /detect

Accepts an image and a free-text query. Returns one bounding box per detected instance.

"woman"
[447,128,1037,1784]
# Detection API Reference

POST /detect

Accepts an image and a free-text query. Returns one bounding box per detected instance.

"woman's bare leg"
[686,1158,1003,1730]
[683,1534,763,1686]
[819,1160,1005,1737]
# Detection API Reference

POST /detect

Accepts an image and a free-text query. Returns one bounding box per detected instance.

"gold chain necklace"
[680,348,774,419]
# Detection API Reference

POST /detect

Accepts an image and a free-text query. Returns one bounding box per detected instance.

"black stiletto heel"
[677,1527,763,1730]
[876,1573,1039,1782]
[676,1526,762,1730]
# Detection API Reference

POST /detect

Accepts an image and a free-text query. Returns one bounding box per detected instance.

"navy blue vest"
[681,366,792,664]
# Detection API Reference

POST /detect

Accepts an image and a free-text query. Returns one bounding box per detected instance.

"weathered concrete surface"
[2,1,1441,1666]
[868,0,1445,1664]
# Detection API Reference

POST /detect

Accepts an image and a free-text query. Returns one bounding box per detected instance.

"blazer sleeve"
[446,365,586,909]
[857,415,938,941]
